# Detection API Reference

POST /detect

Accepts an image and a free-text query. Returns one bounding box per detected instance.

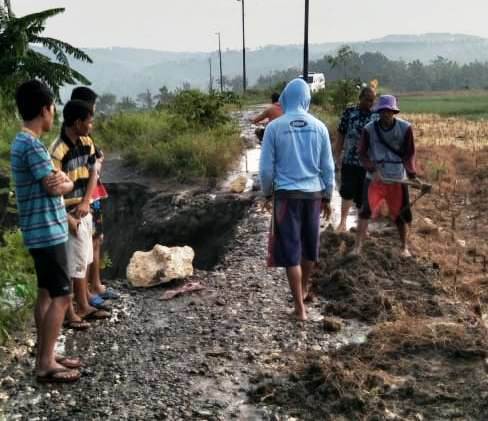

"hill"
[55,33,488,98]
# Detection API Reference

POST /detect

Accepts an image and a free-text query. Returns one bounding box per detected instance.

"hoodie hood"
[279,78,311,114]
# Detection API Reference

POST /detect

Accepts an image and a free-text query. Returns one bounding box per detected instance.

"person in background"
[70,87,119,303]
[250,92,283,142]
[50,100,110,328]
[353,95,418,257]
[335,87,377,232]
[11,80,81,382]
[259,78,335,321]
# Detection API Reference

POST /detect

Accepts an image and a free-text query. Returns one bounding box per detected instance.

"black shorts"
[358,178,413,224]
[29,242,71,297]
[255,127,265,142]
[339,164,366,209]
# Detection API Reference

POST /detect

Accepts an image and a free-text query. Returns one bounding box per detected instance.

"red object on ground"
[159,281,205,301]
[368,180,403,220]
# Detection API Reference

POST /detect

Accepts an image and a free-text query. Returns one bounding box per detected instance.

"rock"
[417,217,441,236]
[2,376,15,388]
[229,175,248,193]
[456,238,466,248]
[323,317,344,333]
[127,245,194,288]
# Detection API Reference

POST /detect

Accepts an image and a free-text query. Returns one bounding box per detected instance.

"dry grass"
[404,113,488,148]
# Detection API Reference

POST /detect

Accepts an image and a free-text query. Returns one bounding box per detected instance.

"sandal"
[99,288,120,300]
[55,356,82,369]
[63,319,90,330]
[82,309,110,321]
[36,367,80,383]
[88,294,112,311]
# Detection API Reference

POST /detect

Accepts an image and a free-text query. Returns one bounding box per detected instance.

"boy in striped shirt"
[11,80,80,383]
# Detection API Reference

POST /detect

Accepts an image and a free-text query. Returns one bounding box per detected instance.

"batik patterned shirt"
[338,106,378,166]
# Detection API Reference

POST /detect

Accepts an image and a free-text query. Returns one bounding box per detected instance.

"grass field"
[396,91,488,119]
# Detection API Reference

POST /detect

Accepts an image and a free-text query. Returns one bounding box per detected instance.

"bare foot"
[295,311,308,321]
[400,248,412,258]
[77,305,98,319]
[349,247,361,256]
[336,222,347,233]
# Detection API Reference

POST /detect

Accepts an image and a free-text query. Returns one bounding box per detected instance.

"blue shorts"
[267,197,322,267]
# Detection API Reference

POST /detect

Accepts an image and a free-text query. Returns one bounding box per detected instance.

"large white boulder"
[127,245,194,288]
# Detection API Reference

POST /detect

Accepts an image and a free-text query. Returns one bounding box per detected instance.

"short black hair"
[15,80,55,121]
[71,86,98,106]
[63,100,94,127]
[271,92,280,103]
[359,86,375,99]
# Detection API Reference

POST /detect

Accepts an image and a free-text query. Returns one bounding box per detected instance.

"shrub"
[0,230,37,343]
[171,90,228,127]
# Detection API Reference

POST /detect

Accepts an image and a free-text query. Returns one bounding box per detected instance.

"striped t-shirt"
[11,130,68,249]
[49,130,96,209]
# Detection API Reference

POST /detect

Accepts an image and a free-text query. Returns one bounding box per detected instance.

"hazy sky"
[12,0,488,52]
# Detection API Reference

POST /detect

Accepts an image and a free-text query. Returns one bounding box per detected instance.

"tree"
[0,5,92,98]
[154,86,174,106]
[97,93,117,114]
[137,89,154,109]
[328,45,356,80]
[117,96,137,112]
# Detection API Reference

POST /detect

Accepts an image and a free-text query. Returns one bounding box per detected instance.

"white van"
[300,72,325,93]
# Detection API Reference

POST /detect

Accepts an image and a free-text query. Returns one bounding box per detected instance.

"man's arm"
[335,110,349,165]
[74,146,98,218]
[334,131,345,166]
[251,108,270,125]
[259,126,275,197]
[319,127,335,200]
[358,129,375,173]
[42,171,74,196]
[403,126,417,179]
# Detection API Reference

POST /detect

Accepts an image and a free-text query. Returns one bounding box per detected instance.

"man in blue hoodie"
[259,78,335,321]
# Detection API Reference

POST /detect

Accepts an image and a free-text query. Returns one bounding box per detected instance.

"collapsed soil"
[2,111,488,420]
[248,142,488,420]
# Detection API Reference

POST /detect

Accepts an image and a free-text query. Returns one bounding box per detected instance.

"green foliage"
[256,46,488,94]
[0,230,36,343]
[328,80,360,114]
[0,6,92,99]
[0,97,18,172]
[171,90,229,127]
[94,108,241,181]
[398,92,488,119]
[170,90,228,127]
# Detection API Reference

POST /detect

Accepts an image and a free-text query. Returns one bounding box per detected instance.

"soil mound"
[313,230,442,322]
[250,319,488,420]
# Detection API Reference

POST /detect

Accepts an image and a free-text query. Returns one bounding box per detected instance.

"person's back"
[259,78,334,322]
[260,79,334,196]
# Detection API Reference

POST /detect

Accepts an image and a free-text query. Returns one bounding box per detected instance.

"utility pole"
[208,57,213,93]
[303,0,309,80]
[4,0,13,17]
[216,32,224,93]
[237,0,247,93]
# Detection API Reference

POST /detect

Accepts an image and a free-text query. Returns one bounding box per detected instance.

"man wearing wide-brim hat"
[352,94,418,257]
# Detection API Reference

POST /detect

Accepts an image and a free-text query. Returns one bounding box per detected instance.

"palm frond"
[31,36,92,64]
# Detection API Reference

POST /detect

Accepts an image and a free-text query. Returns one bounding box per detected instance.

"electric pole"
[216,32,224,93]
[237,0,247,93]
[303,0,309,80]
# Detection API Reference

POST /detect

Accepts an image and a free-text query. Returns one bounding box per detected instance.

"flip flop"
[55,356,82,369]
[88,294,112,311]
[82,309,110,321]
[63,319,90,331]
[99,288,120,300]
[36,367,80,384]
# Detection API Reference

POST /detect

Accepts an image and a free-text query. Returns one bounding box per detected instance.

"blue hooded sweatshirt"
[259,78,335,198]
